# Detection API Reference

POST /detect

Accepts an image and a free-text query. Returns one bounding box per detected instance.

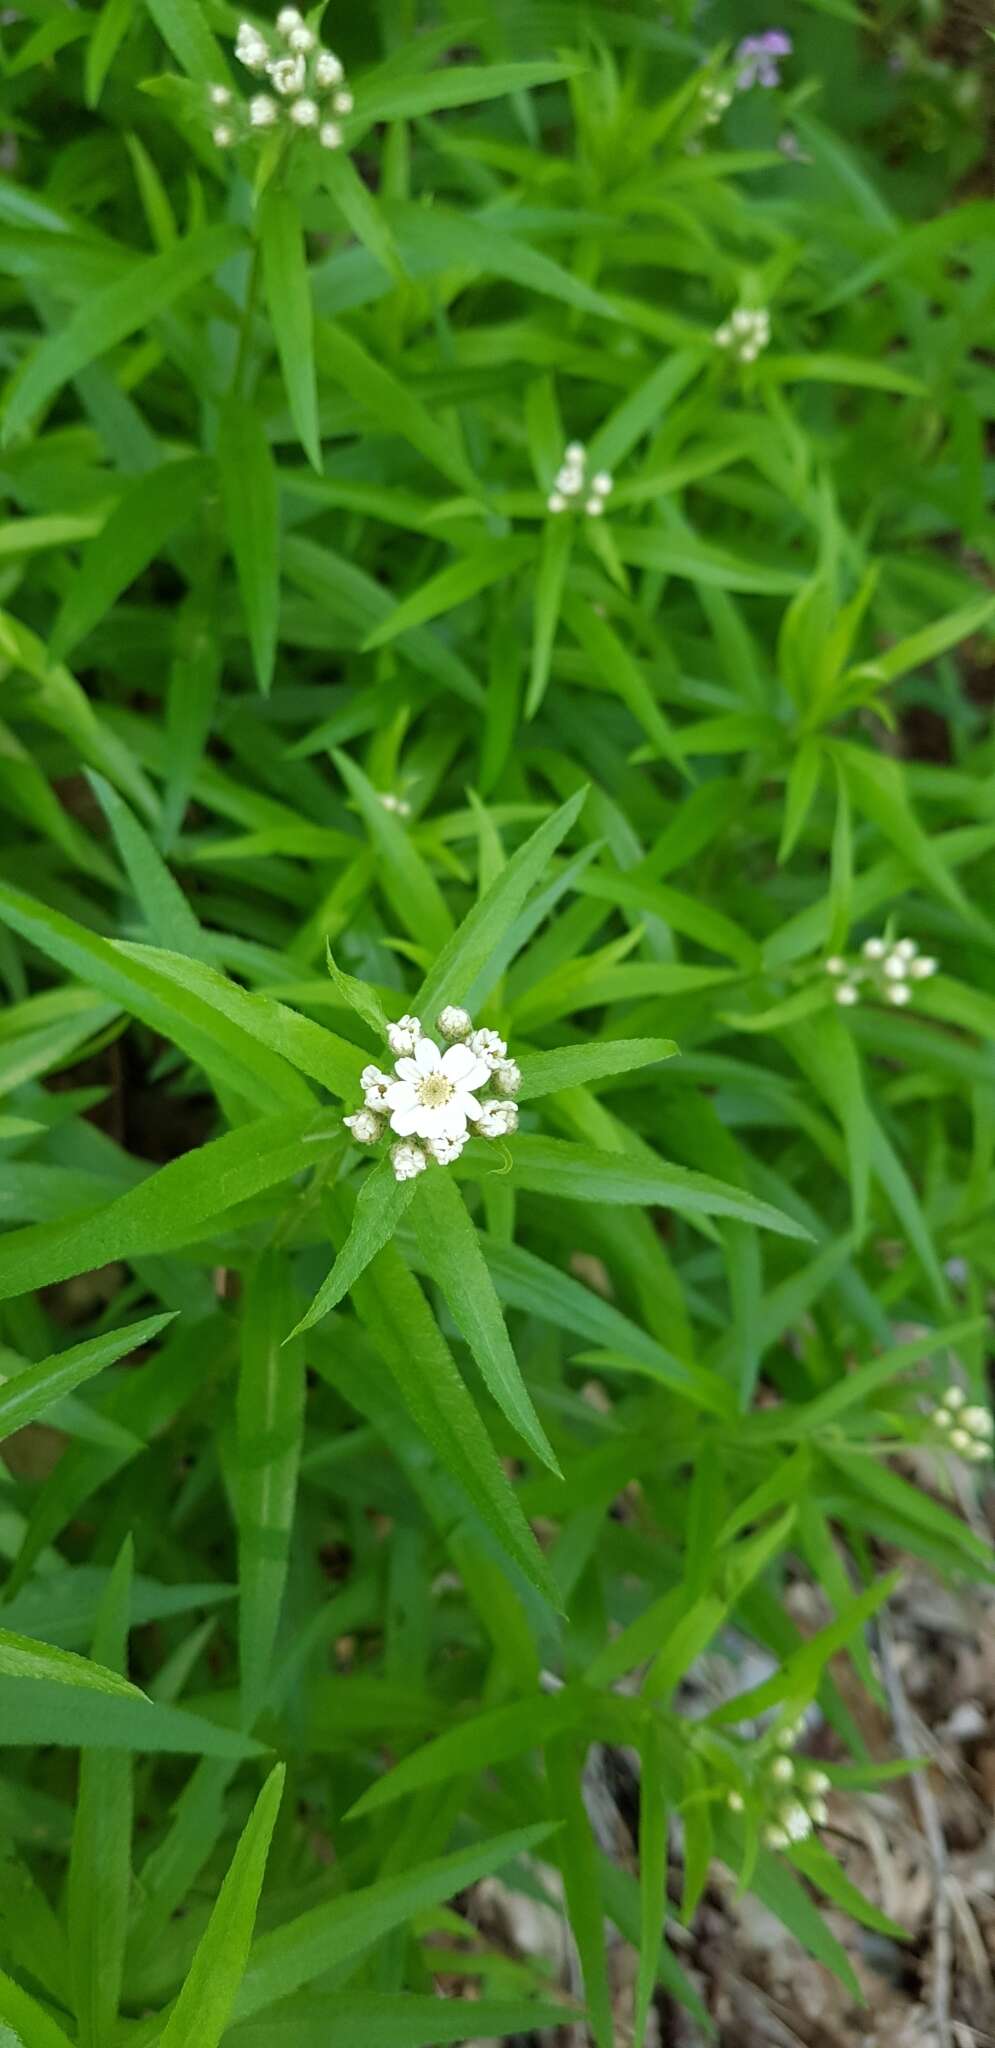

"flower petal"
[437,1104,469,1139]
[393,1056,422,1083]
[442,1044,491,1090]
[385,1081,418,1109]
[389,1104,423,1136]
[440,1042,476,1080]
[414,1037,440,1073]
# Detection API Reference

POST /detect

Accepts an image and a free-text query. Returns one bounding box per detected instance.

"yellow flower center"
[418,1072,453,1109]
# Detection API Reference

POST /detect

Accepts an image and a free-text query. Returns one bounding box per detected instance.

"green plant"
[0,0,992,2040]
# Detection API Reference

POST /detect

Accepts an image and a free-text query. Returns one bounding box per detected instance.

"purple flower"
[736,29,792,91]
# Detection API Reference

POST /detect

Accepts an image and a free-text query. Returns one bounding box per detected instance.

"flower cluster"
[547,442,613,518]
[727,1718,830,1850]
[825,935,938,1010]
[344,1009,521,1182]
[209,9,353,152]
[736,30,792,91]
[714,307,771,363]
[696,29,790,134]
[930,1386,993,1463]
[700,80,733,125]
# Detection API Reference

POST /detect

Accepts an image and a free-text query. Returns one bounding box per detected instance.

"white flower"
[727,1790,744,1812]
[343,1109,382,1145]
[289,95,319,125]
[437,1005,472,1042]
[950,1427,972,1453]
[824,956,848,976]
[385,1036,490,1143]
[320,122,343,149]
[946,1388,966,1410]
[910,955,937,979]
[887,983,911,1006]
[782,1802,813,1843]
[862,936,886,959]
[809,1797,829,1827]
[493,1058,521,1098]
[895,938,917,959]
[547,492,566,514]
[427,1130,468,1166]
[288,23,315,51]
[591,470,613,496]
[805,1769,830,1795]
[470,1026,507,1069]
[236,21,270,70]
[585,497,605,516]
[249,94,277,125]
[333,88,353,113]
[386,1014,422,1058]
[269,52,306,93]
[835,983,859,1007]
[770,1756,793,1784]
[210,84,232,105]
[276,5,302,30]
[715,307,770,362]
[764,1823,788,1849]
[565,440,585,463]
[213,123,234,146]
[391,1140,426,1182]
[963,1406,993,1436]
[314,48,344,86]
[474,1098,519,1138]
[883,952,907,980]
[361,1063,391,1111]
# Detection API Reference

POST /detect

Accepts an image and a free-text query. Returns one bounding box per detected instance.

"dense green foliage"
[0,0,992,2039]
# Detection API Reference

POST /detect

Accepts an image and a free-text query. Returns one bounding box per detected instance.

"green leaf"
[142,0,220,79]
[233,1824,558,2020]
[516,1036,678,1100]
[415,786,587,1017]
[413,1168,560,1474]
[51,458,209,660]
[227,1992,571,2048]
[2,226,243,442]
[0,1972,75,2048]
[526,515,573,719]
[67,1539,133,2048]
[0,884,313,1110]
[546,1736,612,2048]
[349,1232,559,1606]
[87,772,211,960]
[259,188,320,471]
[500,1136,811,1238]
[0,1310,176,1442]
[354,58,579,125]
[157,1765,285,2048]
[292,1158,417,1337]
[0,1628,146,1699]
[238,1254,305,1725]
[363,539,532,651]
[218,397,280,694]
[0,1111,333,1302]
[333,749,453,951]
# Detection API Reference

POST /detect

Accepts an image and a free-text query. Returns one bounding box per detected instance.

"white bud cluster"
[726,1716,831,1851]
[714,307,771,363]
[546,441,614,520]
[345,1012,522,1181]
[213,13,354,151]
[700,80,733,124]
[378,791,412,819]
[825,935,938,1010]
[930,1385,993,1463]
